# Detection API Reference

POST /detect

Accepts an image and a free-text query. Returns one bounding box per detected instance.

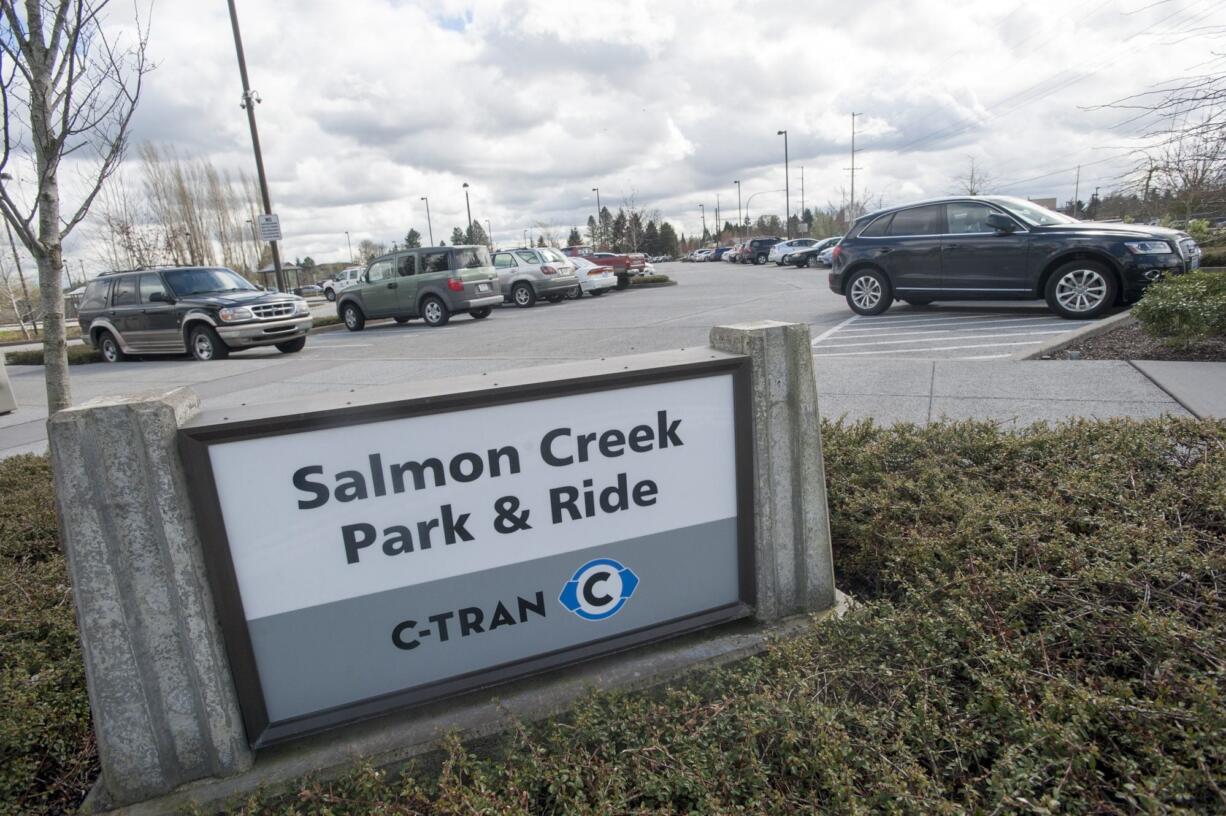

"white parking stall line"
[832,322,1072,341]
[836,317,1071,337]
[815,328,1072,350]
[810,315,860,345]
[838,315,1063,332]
[812,340,1048,357]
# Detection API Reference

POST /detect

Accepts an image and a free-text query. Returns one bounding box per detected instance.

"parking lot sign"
[257,213,282,242]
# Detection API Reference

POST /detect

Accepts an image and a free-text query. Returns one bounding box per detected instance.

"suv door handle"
[387,282,398,289]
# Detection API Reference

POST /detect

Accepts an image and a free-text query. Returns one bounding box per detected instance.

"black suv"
[829,196,1201,319]
[740,236,783,265]
[78,266,312,362]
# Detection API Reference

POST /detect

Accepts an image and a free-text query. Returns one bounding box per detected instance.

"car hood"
[1032,222,1192,242]
[178,290,300,308]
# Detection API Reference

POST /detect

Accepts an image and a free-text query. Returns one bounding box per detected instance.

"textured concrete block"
[710,321,835,618]
[48,389,252,806]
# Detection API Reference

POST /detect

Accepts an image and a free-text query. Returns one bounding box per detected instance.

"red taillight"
[447,278,464,292]
[832,245,843,261]
[541,265,557,275]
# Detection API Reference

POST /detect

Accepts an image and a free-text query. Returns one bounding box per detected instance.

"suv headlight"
[1124,241,1174,255]
[293,299,309,316]
[218,306,254,322]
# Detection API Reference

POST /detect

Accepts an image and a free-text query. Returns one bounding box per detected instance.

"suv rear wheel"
[421,296,450,327]
[1045,260,1117,319]
[325,287,336,302]
[189,325,230,361]
[98,330,126,363]
[342,302,365,331]
[845,268,893,316]
[755,253,767,265]
[512,282,536,308]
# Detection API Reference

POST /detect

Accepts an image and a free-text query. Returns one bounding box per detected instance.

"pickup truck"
[589,252,647,287]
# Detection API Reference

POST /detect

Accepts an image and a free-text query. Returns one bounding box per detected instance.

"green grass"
[4,345,103,365]
[2,418,1224,814]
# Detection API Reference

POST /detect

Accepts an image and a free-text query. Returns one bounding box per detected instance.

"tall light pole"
[462,182,473,243]
[227,0,285,293]
[745,189,786,235]
[699,203,707,242]
[420,196,433,246]
[800,166,805,228]
[734,180,743,243]
[345,230,353,262]
[777,129,790,239]
[591,187,602,248]
[848,113,862,223]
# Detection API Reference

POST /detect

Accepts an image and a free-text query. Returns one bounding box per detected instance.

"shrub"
[4,345,102,366]
[1132,268,1226,346]
[1198,246,1226,268]
[630,274,672,285]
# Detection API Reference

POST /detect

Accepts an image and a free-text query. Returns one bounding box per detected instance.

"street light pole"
[421,196,434,246]
[800,166,805,228]
[591,187,602,248]
[462,182,473,243]
[226,0,285,293]
[699,204,706,242]
[745,189,786,236]
[345,230,353,262]
[777,129,790,239]
[734,180,743,243]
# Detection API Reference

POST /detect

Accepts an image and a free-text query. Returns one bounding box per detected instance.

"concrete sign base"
[51,321,838,814]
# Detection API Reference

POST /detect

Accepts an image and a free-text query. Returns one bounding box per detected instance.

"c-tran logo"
[559,558,639,621]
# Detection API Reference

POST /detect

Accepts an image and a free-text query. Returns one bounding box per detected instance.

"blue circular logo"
[559,558,639,621]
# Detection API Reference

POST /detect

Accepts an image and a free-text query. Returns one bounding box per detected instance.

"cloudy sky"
[59,0,1226,266]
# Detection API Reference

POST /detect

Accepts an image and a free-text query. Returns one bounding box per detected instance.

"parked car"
[493,246,580,307]
[321,266,365,301]
[294,283,323,297]
[336,245,502,330]
[590,251,648,286]
[710,246,734,261]
[768,238,819,265]
[562,245,595,258]
[689,248,714,262]
[724,242,744,262]
[830,196,1202,319]
[78,266,312,362]
[567,255,618,297]
[788,236,843,268]
[740,237,783,265]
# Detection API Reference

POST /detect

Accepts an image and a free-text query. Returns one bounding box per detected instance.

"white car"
[567,255,619,298]
[322,266,365,301]
[690,248,714,262]
[768,238,819,265]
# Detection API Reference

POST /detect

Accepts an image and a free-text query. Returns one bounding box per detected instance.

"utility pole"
[226,0,285,293]
[591,187,602,248]
[1072,165,1081,218]
[715,194,720,240]
[777,130,790,238]
[847,113,862,225]
[800,166,805,228]
[420,196,433,245]
[462,182,473,243]
[699,203,707,242]
[734,180,743,243]
[345,230,353,262]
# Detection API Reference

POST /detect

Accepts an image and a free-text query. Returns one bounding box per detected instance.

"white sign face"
[257,213,282,242]
[186,365,750,745]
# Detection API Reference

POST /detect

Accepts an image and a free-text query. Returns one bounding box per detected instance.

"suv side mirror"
[985,213,1016,233]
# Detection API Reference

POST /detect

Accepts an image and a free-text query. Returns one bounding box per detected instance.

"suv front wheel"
[325,287,336,302]
[845,268,893,316]
[189,325,230,361]
[1045,261,1117,319]
[341,302,366,331]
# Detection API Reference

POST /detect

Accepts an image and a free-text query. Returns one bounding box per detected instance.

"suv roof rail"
[98,263,201,276]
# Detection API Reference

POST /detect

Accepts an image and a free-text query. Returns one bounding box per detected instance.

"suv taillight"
[832,245,843,261]
[541,265,557,275]
[447,278,464,292]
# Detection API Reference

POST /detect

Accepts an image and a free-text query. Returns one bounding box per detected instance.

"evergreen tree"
[586,216,598,247]
[466,220,488,247]
[658,222,679,257]
[642,221,660,255]
[536,235,546,247]
[627,211,644,251]
[404,228,422,248]
[450,226,466,246]
[612,209,628,251]
[567,227,582,246]
[598,207,613,249]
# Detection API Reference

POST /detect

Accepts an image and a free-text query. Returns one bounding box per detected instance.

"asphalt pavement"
[0,260,1213,459]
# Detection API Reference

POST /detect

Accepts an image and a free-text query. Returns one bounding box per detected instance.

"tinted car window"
[165,268,257,296]
[139,273,168,303]
[451,247,491,269]
[81,279,110,310]
[112,276,139,306]
[540,248,565,262]
[888,205,944,236]
[367,260,394,282]
[494,252,516,268]
[397,254,417,276]
[860,214,893,237]
[515,250,539,264]
[946,202,997,234]
[420,251,449,274]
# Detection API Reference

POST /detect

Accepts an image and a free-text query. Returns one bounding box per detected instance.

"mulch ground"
[1053,320,1226,362]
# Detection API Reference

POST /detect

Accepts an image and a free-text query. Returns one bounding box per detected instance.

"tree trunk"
[37,184,71,413]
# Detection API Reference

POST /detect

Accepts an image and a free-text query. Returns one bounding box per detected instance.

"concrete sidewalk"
[0,356,1220,459]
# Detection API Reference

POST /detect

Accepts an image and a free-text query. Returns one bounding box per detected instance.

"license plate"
[477,283,490,292]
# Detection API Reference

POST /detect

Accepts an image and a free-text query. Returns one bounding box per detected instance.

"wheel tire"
[755,253,767,265]
[903,298,934,306]
[512,282,536,308]
[845,269,893,316]
[800,256,812,268]
[325,288,336,302]
[98,330,126,363]
[470,307,491,319]
[189,325,230,361]
[588,288,606,297]
[421,296,450,327]
[1045,260,1117,319]
[566,286,582,299]
[276,337,307,353]
[394,316,411,324]
[546,294,565,303]
[616,274,630,290]
[341,302,365,331]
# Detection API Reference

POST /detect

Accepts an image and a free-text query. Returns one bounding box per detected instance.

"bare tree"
[0,0,151,412]
[532,221,560,248]
[953,157,995,196]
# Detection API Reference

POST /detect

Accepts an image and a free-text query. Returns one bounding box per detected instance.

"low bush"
[631,274,672,285]
[1133,268,1226,346]
[5,419,1224,814]
[4,345,103,366]
[1197,246,1226,268]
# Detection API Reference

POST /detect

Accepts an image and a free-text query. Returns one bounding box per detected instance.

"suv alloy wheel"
[342,302,365,331]
[189,325,230,361]
[421,296,450,327]
[1045,260,1117,319]
[845,269,893,316]
[98,330,126,363]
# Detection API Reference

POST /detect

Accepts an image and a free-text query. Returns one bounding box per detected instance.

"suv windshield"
[452,247,492,269]
[164,268,258,297]
[990,197,1077,227]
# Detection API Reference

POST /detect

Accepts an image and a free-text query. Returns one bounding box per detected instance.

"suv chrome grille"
[250,302,296,319]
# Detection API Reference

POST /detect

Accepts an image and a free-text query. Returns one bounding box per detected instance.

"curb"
[1012,309,1135,360]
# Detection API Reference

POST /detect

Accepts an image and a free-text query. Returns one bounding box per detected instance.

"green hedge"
[4,419,1225,814]
[630,274,673,285]
[1197,246,1226,268]
[1133,269,1226,345]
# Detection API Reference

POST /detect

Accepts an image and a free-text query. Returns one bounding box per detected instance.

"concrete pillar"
[48,389,252,807]
[710,320,835,618]
[0,357,15,414]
